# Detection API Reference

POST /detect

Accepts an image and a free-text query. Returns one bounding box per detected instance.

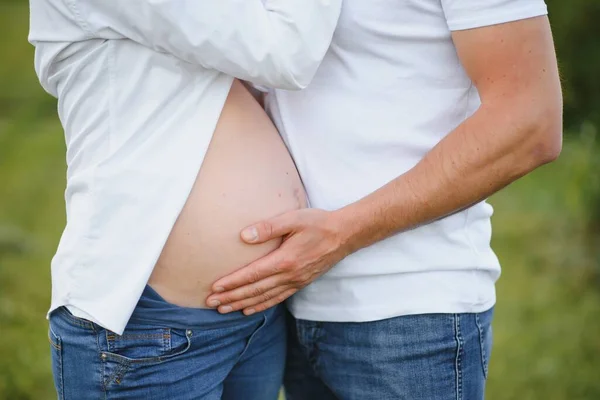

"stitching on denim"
[49,326,65,400]
[48,326,62,351]
[107,333,170,341]
[103,358,129,389]
[454,314,463,400]
[475,313,489,379]
[311,322,325,371]
[48,336,61,351]
[112,363,130,386]
[94,324,107,397]
[294,319,316,369]
[163,329,171,352]
[101,331,192,367]
[57,340,64,400]
[106,329,172,353]
[235,316,268,364]
[58,307,95,330]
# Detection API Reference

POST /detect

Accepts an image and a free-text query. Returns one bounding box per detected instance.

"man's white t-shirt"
[266,0,548,322]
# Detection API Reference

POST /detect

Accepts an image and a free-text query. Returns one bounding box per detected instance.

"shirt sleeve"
[441,0,548,31]
[67,0,342,90]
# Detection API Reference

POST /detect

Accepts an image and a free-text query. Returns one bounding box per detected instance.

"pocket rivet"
[100,353,107,360]
[186,329,193,337]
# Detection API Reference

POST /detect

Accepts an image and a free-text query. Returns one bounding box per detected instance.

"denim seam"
[312,322,326,372]
[58,307,95,330]
[304,321,337,397]
[57,341,64,400]
[454,314,464,400]
[309,325,322,376]
[93,324,108,398]
[107,333,170,341]
[49,326,64,400]
[48,326,62,351]
[475,313,489,379]
[48,337,61,351]
[112,363,131,386]
[235,315,268,363]
[163,329,171,352]
[101,334,192,366]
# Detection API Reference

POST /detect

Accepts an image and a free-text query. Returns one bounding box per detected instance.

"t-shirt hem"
[447,5,548,31]
[287,296,497,323]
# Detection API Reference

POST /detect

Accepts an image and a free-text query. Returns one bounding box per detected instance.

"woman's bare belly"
[148,80,306,307]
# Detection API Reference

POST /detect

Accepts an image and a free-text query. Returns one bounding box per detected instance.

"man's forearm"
[337,100,562,253]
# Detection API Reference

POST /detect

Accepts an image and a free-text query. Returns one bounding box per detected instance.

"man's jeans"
[48,305,285,399]
[285,307,494,400]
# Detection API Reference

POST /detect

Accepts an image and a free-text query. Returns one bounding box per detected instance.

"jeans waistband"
[127,285,277,330]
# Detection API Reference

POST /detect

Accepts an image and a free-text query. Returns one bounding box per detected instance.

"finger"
[242,288,299,315]
[211,250,287,293]
[216,284,293,314]
[207,272,287,308]
[240,210,301,244]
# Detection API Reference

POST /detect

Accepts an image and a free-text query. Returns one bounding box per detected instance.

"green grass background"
[1,2,599,399]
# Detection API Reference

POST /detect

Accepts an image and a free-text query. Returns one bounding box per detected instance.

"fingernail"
[208,300,220,307]
[245,309,256,316]
[220,306,233,313]
[242,227,258,242]
[214,287,225,293]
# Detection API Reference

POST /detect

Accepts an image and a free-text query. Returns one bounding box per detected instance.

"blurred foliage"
[545,0,600,269]
[0,1,599,399]
[547,1,600,131]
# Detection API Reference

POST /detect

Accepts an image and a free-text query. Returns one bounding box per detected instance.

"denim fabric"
[284,307,494,400]
[48,302,286,399]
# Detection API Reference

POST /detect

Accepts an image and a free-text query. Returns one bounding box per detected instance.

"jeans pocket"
[100,326,193,389]
[101,326,192,365]
[48,322,64,400]
[475,309,494,380]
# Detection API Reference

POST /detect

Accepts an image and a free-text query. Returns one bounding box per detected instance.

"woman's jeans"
[48,302,285,399]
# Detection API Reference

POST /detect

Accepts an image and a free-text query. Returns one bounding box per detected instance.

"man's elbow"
[527,103,563,167]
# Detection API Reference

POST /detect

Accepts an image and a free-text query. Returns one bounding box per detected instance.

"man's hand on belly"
[205,209,351,315]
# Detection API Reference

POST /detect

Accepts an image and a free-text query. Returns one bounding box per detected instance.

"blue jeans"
[285,307,494,400]
[48,304,286,399]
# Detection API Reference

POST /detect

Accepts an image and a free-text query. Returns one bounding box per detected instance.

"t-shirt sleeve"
[441,0,548,31]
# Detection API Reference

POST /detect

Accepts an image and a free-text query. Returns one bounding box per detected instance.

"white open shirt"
[28,0,341,335]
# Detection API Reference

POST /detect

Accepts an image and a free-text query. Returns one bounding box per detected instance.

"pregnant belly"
[148,80,306,307]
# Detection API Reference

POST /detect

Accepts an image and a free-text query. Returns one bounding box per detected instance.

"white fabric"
[266,0,548,322]
[28,0,341,334]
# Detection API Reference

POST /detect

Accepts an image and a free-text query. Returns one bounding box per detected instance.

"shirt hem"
[287,296,497,323]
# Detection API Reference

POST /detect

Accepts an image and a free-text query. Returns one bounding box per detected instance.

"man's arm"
[337,15,563,251]
[69,0,342,90]
[206,16,562,314]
